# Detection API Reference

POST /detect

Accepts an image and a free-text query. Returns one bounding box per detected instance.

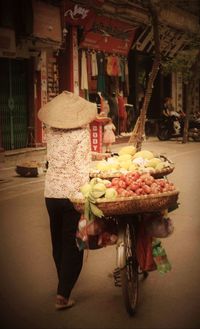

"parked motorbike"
[157,115,200,141]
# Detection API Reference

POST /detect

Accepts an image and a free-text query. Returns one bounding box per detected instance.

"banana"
[88,192,97,203]
[90,203,104,218]
[89,211,96,222]
[84,199,90,220]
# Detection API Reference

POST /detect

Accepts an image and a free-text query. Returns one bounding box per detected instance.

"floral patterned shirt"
[44,126,91,199]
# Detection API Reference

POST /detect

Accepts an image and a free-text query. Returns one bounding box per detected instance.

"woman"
[38,91,97,310]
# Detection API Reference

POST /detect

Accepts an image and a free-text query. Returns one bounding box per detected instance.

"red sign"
[80,15,137,55]
[80,31,134,55]
[90,120,103,153]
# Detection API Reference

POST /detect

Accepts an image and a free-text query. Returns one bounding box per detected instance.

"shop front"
[59,0,138,151]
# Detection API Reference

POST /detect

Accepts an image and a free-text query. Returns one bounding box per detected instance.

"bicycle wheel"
[117,221,139,315]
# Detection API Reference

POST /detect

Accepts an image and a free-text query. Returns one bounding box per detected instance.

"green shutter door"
[0,58,28,150]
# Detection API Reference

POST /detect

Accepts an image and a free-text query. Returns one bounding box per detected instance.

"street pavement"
[0,137,200,329]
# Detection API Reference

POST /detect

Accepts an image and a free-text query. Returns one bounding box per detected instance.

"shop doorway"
[0,58,28,150]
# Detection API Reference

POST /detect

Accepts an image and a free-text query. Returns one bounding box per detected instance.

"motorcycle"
[157,115,200,141]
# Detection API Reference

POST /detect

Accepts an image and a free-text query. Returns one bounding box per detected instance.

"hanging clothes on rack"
[124,59,129,96]
[97,51,106,94]
[118,57,125,93]
[106,55,113,76]
[112,55,119,77]
[91,51,98,77]
[81,50,88,91]
[87,51,97,92]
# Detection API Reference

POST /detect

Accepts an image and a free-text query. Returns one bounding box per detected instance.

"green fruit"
[80,183,92,197]
[104,188,118,200]
[145,157,162,168]
[118,154,132,162]
[133,150,154,160]
[92,183,106,193]
[118,145,136,156]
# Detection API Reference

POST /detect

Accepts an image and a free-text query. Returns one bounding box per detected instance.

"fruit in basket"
[133,150,154,160]
[92,147,172,175]
[118,154,132,162]
[80,183,92,197]
[104,188,118,200]
[145,157,162,168]
[129,163,139,171]
[118,145,136,156]
[109,172,176,197]
[92,182,106,193]
[155,162,166,171]
[90,177,103,186]
[80,173,176,201]
[119,160,132,170]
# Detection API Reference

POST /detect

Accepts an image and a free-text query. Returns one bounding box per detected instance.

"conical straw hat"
[38,91,97,129]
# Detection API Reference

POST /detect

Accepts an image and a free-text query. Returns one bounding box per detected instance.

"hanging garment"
[118,95,126,119]
[87,51,97,92]
[91,51,98,77]
[120,58,125,82]
[107,76,119,95]
[112,56,119,76]
[125,59,129,95]
[97,52,106,93]
[81,50,88,90]
[118,57,122,77]
[107,55,113,76]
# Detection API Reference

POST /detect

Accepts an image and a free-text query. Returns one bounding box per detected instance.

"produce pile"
[75,168,179,218]
[90,145,173,177]
[81,172,176,201]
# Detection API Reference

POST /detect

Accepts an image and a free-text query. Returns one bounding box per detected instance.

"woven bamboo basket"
[72,190,179,216]
[90,154,175,179]
[90,165,174,180]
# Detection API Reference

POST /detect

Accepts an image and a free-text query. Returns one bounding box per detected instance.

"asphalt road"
[0,138,200,329]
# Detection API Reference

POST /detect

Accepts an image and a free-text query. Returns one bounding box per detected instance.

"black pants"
[45,198,84,299]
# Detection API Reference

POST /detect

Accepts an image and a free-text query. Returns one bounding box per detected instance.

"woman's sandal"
[55,295,75,310]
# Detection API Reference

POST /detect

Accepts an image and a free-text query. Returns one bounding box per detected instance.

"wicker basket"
[72,190,179,216]
[16,165,39,177]
[90,165,174,180]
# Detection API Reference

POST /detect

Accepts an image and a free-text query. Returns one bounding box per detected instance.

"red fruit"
[118,180,127,189]
[112,178,119,185]
[105,182,112,188]
[126,190,135,197]
[130,183,139,191]
[135,188,143,195]
[116,188,126,195]
[131,172,141,181]
[143,185,151,194]
[156,179,166,187]
[120,175,127,182]
[120,190,129,197]
[124,177,133,186]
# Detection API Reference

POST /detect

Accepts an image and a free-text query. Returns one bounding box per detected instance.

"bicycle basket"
[72,190,179,216]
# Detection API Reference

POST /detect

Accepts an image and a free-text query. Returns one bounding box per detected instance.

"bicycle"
[112,214,148,316]
[73,190,179,316]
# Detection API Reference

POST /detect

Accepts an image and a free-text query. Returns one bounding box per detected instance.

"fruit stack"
[90,145,174,178]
